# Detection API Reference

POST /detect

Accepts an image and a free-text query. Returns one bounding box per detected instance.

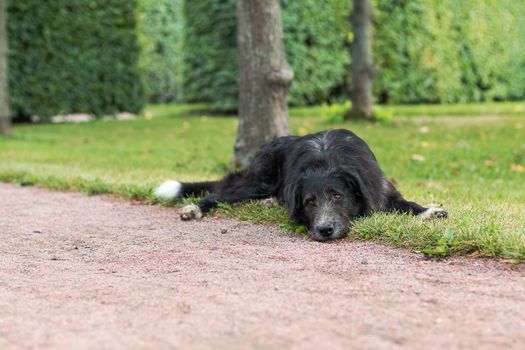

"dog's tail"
[153,180,217,200]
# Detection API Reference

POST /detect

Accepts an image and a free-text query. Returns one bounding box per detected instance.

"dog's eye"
[305,198,316,206]
[332,193,343,200]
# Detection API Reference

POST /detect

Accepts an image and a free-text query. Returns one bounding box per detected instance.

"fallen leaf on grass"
[455,140,471,149]
[411,154,426,162]
[298,127,309,136]
[511,164,525,172]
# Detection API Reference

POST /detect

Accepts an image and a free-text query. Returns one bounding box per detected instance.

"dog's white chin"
[154,180,181,200]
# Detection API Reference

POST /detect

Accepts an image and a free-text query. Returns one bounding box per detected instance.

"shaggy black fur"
[174,129,447,241]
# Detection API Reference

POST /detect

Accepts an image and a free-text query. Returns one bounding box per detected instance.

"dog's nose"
[316,225,334,237]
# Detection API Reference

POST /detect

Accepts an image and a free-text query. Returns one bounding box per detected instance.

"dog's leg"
[179,166,278,221]
[180,182,272,221]
[179,137,289,221]
[386,194,448,219]
[392,199,447,219]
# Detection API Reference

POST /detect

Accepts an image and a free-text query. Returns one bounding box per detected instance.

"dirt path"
[1,183,524,350]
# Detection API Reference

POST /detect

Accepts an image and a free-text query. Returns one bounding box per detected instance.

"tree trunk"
[346,0,374,120]
[234,0,293,169]
[0,0,10,136]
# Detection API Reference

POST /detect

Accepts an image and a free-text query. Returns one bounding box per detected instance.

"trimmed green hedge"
[7,0,525,113]
[183,0,350,109]
[8,0,144,119]
[373,0,525,104]
[182,0,525,108]
[282,0,349,105]
[137,0,183,103]
[182,0,238,109]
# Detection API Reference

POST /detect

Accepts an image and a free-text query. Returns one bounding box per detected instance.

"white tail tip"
[154,180,182,200]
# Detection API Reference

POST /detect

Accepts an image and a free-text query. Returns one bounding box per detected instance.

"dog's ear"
[339,168,378,214]
[283,180,305,224]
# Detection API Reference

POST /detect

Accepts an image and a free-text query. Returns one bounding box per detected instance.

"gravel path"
[1,183,524,349]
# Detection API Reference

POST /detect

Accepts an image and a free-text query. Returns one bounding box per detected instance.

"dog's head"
[284,170,372,242]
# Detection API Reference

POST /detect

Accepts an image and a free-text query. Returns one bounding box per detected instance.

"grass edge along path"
[1,102,524,263]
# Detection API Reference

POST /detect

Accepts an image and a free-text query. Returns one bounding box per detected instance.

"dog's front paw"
[259,197,279,207]
[419,207,448,220]
[180,204,203,221]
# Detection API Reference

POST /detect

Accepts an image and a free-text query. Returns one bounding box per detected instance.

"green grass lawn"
[1,102,524,262]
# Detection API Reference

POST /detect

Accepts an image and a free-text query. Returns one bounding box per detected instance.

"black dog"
[155,129,447,241]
